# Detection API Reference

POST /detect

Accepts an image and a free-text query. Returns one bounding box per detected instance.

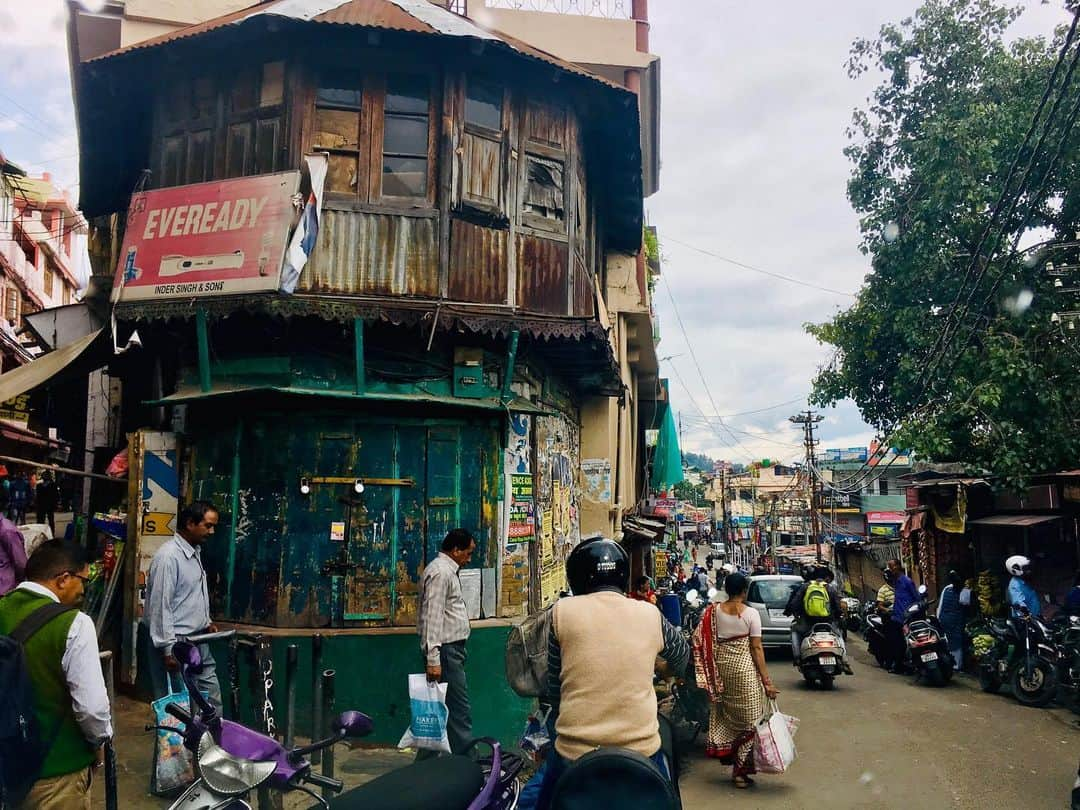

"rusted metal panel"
[516,233,568,315]
[301,208,439,297]
[448,219,508,304]
[573,256,594,317]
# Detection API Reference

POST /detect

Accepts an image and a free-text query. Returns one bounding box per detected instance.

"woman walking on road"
[691,571,779,788]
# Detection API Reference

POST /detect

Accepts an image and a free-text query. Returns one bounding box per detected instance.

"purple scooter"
[154,639,522,809]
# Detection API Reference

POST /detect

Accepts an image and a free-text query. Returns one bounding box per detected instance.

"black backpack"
[0,602,76,806]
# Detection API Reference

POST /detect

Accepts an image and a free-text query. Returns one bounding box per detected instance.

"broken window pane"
[317,75,363,110]
[382,156,427,197]
[524,156,564,221]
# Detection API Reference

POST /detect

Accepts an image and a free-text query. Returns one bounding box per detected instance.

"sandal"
[733,775,753,789]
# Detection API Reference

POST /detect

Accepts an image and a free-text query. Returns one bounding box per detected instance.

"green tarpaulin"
[651,406,684,491]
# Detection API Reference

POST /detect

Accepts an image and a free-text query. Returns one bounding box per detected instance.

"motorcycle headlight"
[196,732,277,796]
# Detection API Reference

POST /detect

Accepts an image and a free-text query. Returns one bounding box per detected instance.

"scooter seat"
[329,754,484,810]
[551,746,679,809]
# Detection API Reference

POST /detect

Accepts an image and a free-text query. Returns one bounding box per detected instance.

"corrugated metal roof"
[88,0,626,92]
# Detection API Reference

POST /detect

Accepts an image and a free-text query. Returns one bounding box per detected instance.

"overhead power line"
[664,235,857,298]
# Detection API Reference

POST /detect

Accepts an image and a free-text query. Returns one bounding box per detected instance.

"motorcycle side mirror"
[333,711,373,739]
[172,641,203,673]
[918,584,928,595]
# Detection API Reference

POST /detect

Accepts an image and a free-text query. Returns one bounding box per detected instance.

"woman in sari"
[691,571,779,788]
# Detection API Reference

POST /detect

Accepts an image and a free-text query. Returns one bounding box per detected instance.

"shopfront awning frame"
[968,514,1061,528]
[0,328,106,403]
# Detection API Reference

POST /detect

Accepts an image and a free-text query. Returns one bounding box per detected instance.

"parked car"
[745,575,803,649]
[710,542,727,556]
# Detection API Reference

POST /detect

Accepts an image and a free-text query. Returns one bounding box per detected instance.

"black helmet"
[566,537,629,595]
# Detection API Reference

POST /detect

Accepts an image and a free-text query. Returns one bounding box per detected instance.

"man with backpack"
[0,540,112,808]
[784,566,850,673]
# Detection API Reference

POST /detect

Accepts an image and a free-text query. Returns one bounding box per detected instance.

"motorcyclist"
[784,565,851,673]
[1005,555,1041,618]
[535,537,689,809]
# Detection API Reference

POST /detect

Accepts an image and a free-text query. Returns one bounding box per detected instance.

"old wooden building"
[76,0,648,649]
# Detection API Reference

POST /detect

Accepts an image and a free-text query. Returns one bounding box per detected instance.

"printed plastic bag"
[519,705,553,762]
[150,681,198,795]
[753,700,798,774]
[398,673,451,753]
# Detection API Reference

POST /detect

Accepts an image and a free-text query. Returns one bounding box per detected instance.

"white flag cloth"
[280,153,328,294]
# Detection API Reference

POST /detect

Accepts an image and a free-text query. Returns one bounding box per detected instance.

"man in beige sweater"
[535,537,689,807]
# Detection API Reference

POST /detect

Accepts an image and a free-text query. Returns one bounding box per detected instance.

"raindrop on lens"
[882,222,900,243]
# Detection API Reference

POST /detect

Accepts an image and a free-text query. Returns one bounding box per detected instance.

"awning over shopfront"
[0,328,105,403]
[968,514,1061,528]
[151,382,553,415]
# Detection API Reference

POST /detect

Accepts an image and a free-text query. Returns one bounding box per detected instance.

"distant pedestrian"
[35,472,60,536]
[0,540,112,808]
[937,570,965,670]
[630,575,658,605]
[144,501,223,713]
[417,528,476,755]
[0,512,27,595]
[9,472,30,524]
[692,572,778,788]
[887,559,918,672]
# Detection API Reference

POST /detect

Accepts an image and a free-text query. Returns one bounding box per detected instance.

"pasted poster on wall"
[582,458,612,503]
[509,474,536,540]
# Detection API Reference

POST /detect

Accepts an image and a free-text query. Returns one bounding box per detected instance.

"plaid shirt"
[418,552,471,666]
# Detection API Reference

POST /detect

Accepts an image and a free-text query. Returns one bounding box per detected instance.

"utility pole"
[790,410,824,562]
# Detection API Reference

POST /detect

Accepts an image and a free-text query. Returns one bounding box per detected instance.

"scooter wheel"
[819,675,835,690]
[1011,659,1058,708]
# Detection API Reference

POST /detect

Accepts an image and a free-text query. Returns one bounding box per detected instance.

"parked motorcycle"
[863,607,893,670]
[797,622,846,689]
[681,588,716,633]
[155,639,522,809]
[978,607,1058,707]
[902,586,954,687]
[1050,612,1080,713]
[841,597,863,632]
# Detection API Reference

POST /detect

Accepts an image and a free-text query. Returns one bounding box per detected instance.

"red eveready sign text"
[113,172,299,302]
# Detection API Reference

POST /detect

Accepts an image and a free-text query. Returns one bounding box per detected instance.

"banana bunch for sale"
[977,569,1003,617]
[971,634,995,657]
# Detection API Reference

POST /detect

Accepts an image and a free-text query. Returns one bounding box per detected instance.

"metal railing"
[484,0,633,19]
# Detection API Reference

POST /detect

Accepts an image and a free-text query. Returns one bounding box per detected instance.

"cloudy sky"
[0,0,1069,464]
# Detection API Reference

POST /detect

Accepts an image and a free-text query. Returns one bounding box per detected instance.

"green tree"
[807,0,1080,487]
[674,478,706,504]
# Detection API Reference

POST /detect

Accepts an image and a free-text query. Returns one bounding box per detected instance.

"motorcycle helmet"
[566,537,629,595]
[1005,555,1031,577]
[721,563,737,576]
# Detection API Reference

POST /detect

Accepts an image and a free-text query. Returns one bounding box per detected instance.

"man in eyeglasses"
[144,500,222,713]
[0,539,112,808]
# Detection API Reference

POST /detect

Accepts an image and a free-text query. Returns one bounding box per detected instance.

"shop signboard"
[823,447,869,463]
[0,393,31,425]
[870,524,897,537]
[866,511,906,524]
[735,515,755,527]
[821,488,861,510]
[113,171,300,302]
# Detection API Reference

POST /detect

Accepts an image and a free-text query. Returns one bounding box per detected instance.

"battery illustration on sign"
[159,251,246,277]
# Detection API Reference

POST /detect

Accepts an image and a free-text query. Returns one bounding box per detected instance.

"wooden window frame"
[373,73,438,207]
[520,100,568,237]
[457,77,509,218]
[313,71,438,209]
[153,62,288,190]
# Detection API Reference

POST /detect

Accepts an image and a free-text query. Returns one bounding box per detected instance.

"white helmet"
[721,563,737,575]
[1005,555,1031,577]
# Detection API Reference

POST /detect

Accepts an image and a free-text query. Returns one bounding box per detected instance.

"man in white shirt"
[0,539,112,809]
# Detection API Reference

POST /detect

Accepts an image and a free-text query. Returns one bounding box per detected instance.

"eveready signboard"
[113,172,300,302]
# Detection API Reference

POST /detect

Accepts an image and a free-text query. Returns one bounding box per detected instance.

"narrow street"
[679,640,1080,809]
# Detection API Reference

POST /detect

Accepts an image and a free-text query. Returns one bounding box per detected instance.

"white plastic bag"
[753,700,798,774]
[398,673,451,753]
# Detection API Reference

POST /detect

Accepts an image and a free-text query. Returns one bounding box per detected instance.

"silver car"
[746,575,803,649]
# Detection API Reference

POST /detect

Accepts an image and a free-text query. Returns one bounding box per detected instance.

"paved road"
[678,639,1080,809]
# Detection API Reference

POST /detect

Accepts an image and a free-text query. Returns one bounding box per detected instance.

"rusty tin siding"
[301,208,439,297]
[448,218,509,304]
[573,256,594,317]
[516,233,568,315]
